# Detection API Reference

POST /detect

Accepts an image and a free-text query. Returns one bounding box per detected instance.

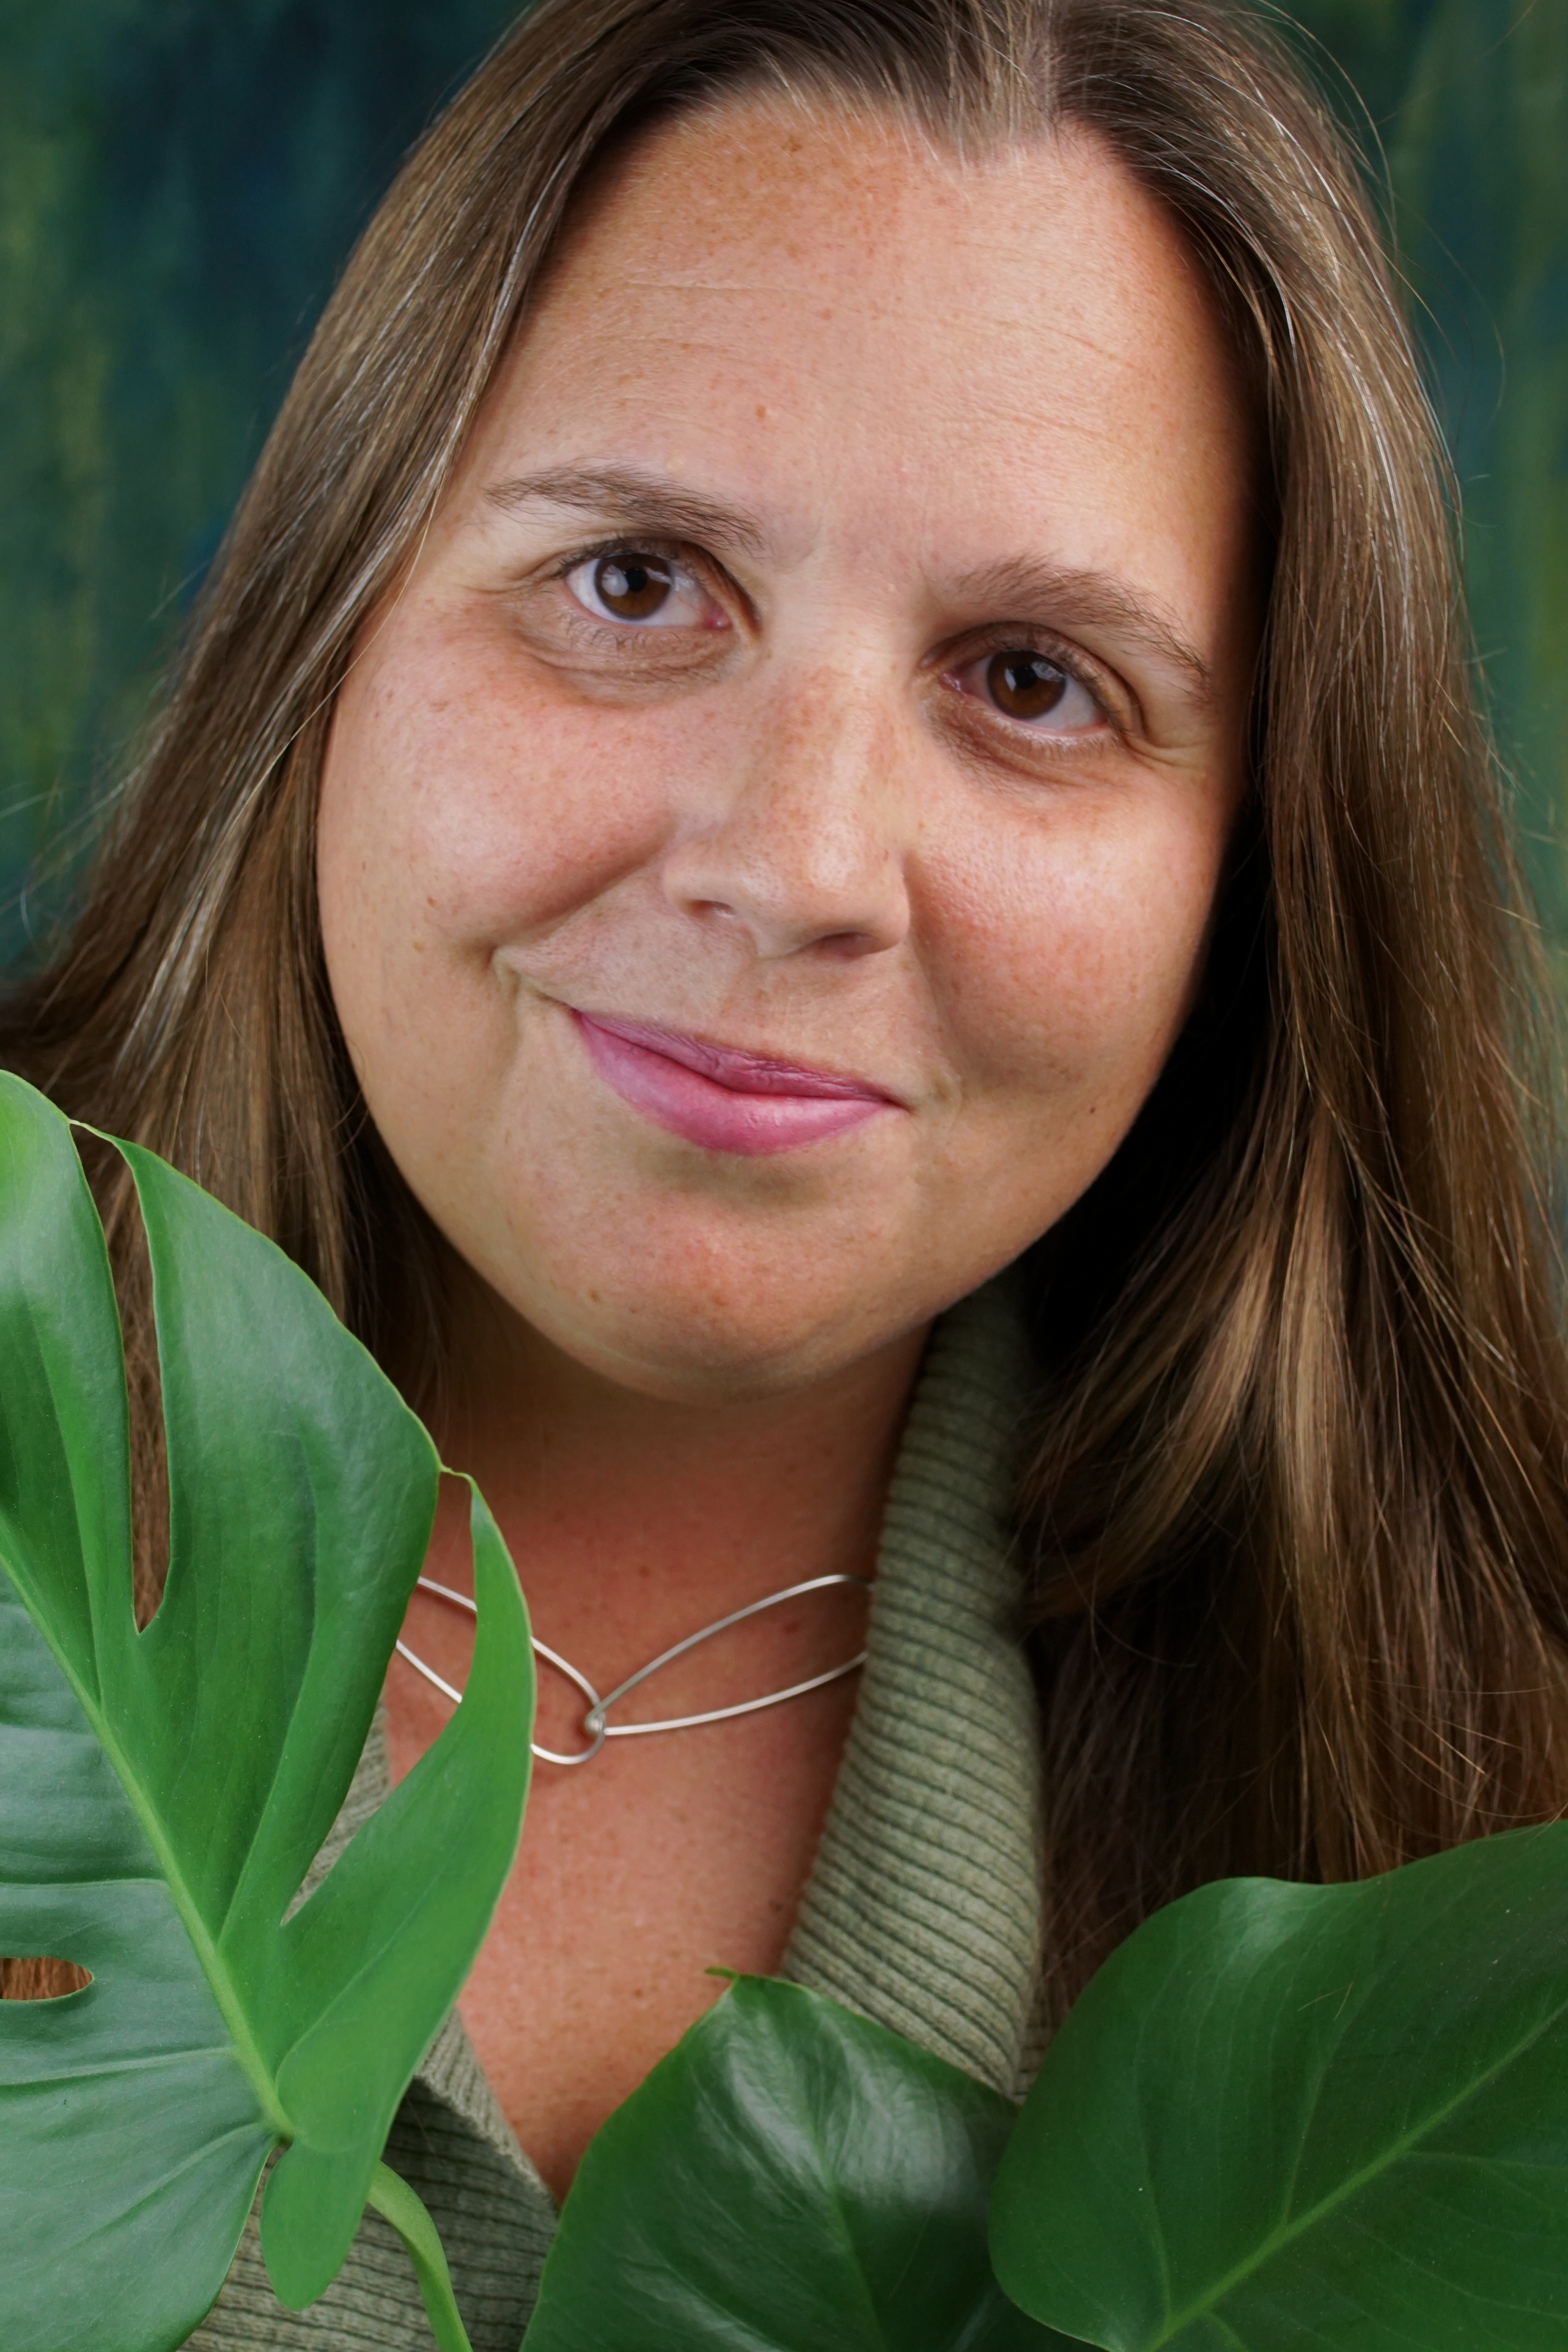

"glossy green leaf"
[0,1069,534,2350]
[990,1826,1568,2350]
[525,1973,1071,2352]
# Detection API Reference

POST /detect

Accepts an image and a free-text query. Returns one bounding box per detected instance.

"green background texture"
[1,0,1564,963]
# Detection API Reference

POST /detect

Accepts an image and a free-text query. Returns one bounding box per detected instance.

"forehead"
[457,96,1249,603]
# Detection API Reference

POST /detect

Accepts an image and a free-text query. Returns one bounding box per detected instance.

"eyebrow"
[484,464,1216,704]
[483,463,770,563]
[952,556,1216,706]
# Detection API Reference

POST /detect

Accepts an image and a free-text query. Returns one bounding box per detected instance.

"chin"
[541,1286,886,1402]
[468,1167,933,1400]
[490,1227,918,1403]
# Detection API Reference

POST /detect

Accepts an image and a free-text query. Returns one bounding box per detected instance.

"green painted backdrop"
[2,1,1564,963]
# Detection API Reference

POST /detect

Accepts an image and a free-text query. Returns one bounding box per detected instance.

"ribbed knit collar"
[783,1269,1044,2095]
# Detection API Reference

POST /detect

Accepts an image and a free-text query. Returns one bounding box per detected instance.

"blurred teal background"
[1,0,1564,964]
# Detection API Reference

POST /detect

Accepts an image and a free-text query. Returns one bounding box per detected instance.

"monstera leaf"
[0,1071,534,2352]
[524,1972,1070,2351]
[990,1825,1568,2350]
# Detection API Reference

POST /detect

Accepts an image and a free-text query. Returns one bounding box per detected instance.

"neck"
[425,1266,930,1660]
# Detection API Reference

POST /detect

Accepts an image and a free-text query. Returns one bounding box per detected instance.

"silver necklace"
[396,1571,870,1767]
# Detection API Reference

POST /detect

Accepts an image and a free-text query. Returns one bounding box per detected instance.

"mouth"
[573,1012,899,1157]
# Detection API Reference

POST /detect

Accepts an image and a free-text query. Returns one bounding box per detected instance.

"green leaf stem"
[0,1071,534,2350]
[369,2162,480,2352]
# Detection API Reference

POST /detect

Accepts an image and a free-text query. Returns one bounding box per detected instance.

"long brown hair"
[6,0,1567,2024]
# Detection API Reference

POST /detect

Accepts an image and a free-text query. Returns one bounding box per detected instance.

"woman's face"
[318,101,1257,1401]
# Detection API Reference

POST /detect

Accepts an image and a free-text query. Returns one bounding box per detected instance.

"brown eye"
[592,552,673,620]
[985,649,1068,721]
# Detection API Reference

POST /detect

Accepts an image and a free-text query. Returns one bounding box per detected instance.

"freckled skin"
[321,100,1257,2195]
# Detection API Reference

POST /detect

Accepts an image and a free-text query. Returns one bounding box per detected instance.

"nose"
[659,663,912,962]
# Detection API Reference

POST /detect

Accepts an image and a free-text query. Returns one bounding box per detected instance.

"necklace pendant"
[396,1573,872,1764]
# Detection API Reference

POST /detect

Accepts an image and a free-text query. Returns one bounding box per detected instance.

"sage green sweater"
[187,1274,1045,2350]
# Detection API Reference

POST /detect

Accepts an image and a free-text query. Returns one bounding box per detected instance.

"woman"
[7,0,1568,2341]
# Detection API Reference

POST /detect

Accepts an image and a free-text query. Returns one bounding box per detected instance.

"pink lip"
[574,1012,896,1157]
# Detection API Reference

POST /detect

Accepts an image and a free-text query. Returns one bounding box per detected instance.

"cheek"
[928,790,1226,1114]
[318,615,681,1030]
